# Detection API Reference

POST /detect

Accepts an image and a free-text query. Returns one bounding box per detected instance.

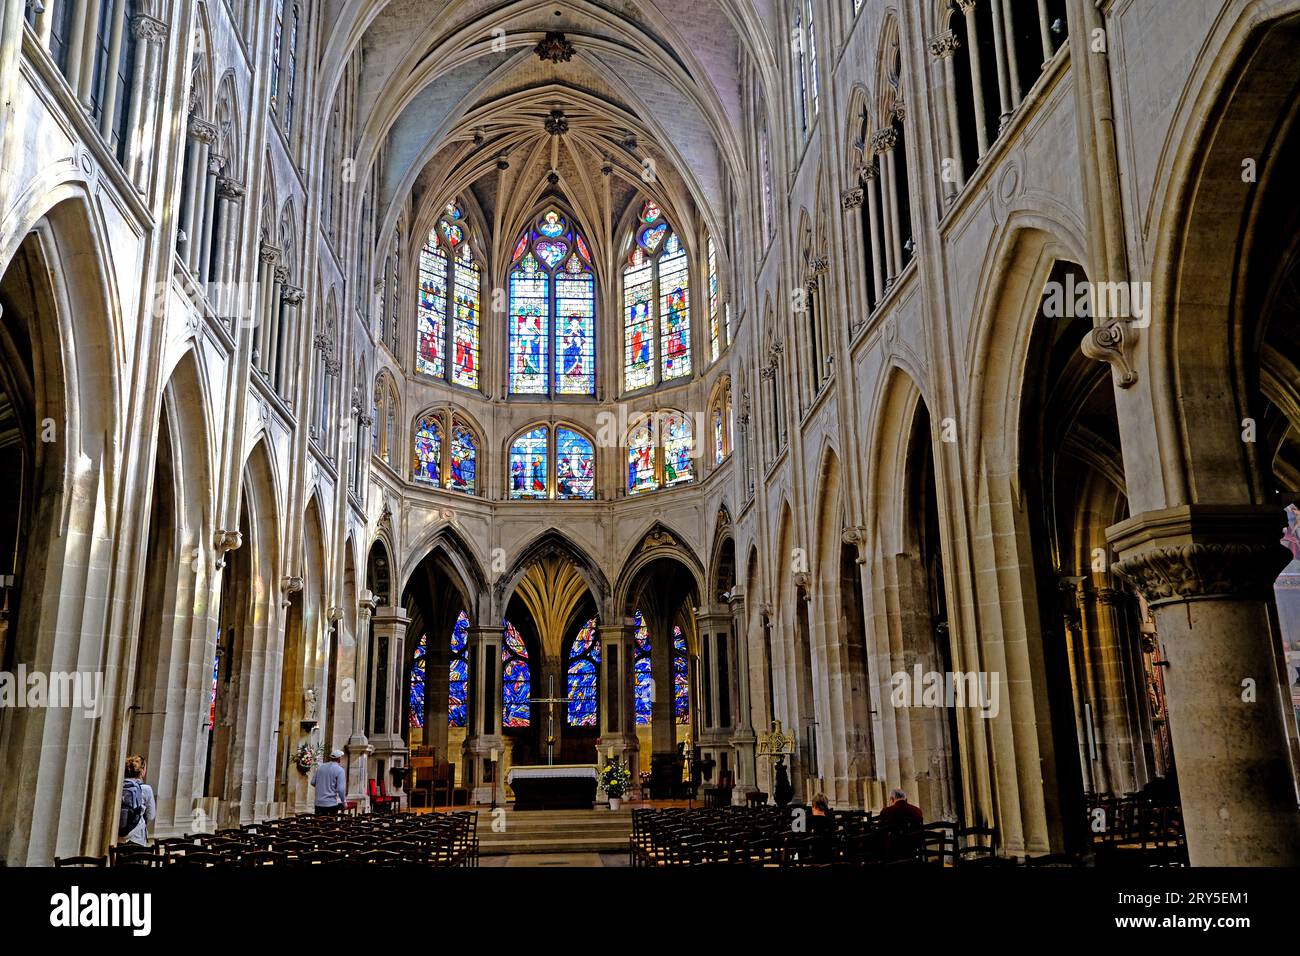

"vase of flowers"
[294,741,324,774]
[598,761,632,810]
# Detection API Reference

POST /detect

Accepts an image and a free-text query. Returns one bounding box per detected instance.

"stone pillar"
[860,164,884,306]
[96,0,128,140]
[253,243,279,370]
[368,605,409,805]
[345,590,376,807]
[871,128,898,285]
[999,0,1022,108]
[597,621,640,799]
[728,590,757,802]
[1110,505,1300,865]
[213,177,245,318]
[696,610,735,789]
[987,0,1013,127]
[195,153,223,280]
[277,284,305,403]
[463,624,504,805]
[125,14,166,187]
[929,30,964,199]
[959,0,991,157]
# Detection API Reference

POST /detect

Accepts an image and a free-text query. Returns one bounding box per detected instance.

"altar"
[506,765,599,811]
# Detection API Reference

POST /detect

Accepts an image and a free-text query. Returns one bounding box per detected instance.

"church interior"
[2,0,1300,882]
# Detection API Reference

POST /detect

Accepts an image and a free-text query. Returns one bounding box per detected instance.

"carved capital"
[929,30,960,59]
[213,529,243,569]
[324,357,342,376]
[131,13,169,42]
[871,127,897,154]
[281,575,304,609]
[273,266,290,285]
[359,588,378,615]
[1081,321,1137,388]
[217,177,246,201]
[858,162,879,184]
[841,187,864,209]
[259,242,281,264]
[281,284,305,305]
[188,118,219,145]
[1109,505,1293,607]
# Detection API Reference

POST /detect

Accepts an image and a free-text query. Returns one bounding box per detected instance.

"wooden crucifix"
[527,674,574,766]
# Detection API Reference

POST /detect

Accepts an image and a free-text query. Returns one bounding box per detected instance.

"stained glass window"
[508,209,597,396]
[662,411,694,487]
[409,632,427,727]
[566,619,600,727]
[418,205,480,390]
[502,622,531,728]
[556,427,595,500]
[208,635,221,728]
[451,248,480,389]
[713,408,726,464]
[556,258,596,395]
[623,200,693,391]
[633,612,652,726]
[623,249,655,392]
[627,416,656,495]
[708,236,721,362]
[417,235,448,378]
[412,414,442,483]
[660,235,691,381]
[449,419,476,492]
[673,628,689,723]
[449,612,469,728]
[508,427,549,500]
[509,254,549,395]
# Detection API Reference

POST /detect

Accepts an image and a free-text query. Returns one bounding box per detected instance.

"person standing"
[119,755,157,846]
[311,749,348,815]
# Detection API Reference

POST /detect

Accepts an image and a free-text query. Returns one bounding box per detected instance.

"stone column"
[1109,505,1300,865]
[1036,0,1054,63]
[195,153,223,281]
[345,589,376,807]
[929,30,964,199]
[860,164,884,306]
[648,619,675,757]
[999,0,1022,108]
[871,128,898,286]
[368,605,409,804]
[959,0,991,157]
[212,177,244,318]
[253,243,279,372]
[97,0,128,140]
[698,609,741,795]
[728,590,757,801]
[129,14,167,188]
[987,0,1013,128]
[597,621,640,798]
[463,624,504,805]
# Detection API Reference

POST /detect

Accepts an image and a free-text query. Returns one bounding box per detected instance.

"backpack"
[118,778,144,838]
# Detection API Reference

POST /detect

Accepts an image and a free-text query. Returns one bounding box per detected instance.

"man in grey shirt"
[311,749,348,815]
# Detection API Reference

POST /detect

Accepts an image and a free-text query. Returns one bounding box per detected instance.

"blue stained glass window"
[555,258,595,395]
[659,234,691,381]
[633,612,652,726]
[673,628,689,723]
[451,248,481,389]
[556,427,595,500]
[449,419,476,493]
[662,410,694,487]
[449,612,469,727]
[627,417,656,494]
[566,619,600,727]
[508,253,550,394]
[409,632,428,727]
[502,621,531,728]
[417,236,448,378]
[413,414,442,483]
[508,426,549,500]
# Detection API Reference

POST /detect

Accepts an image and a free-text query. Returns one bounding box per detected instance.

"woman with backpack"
[119,755,157,846]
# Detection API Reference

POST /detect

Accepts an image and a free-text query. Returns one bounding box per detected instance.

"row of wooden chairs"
[628,806,1000,868]
[56,810,480,868]
[1087,794,1186,866]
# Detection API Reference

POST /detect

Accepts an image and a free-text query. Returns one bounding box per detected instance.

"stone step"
[477,808,634,855]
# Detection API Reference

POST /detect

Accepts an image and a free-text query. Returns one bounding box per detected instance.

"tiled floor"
[480,852,630,867]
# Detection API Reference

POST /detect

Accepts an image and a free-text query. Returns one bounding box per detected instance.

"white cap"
[330,749,344,759]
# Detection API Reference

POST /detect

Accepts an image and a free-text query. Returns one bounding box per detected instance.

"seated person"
[808,793,837,863]
[876,788,923,830]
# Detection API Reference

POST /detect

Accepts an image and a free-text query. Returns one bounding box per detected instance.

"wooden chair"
[169,850,226,867]
[110,843,157,867]
[369,778,399,814]
[54,855,107,867]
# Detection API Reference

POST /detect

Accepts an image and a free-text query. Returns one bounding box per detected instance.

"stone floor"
[479,852,630,867]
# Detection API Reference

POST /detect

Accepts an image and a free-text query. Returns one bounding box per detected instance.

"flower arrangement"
[294,741,324,774]
[598,761,632,798]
